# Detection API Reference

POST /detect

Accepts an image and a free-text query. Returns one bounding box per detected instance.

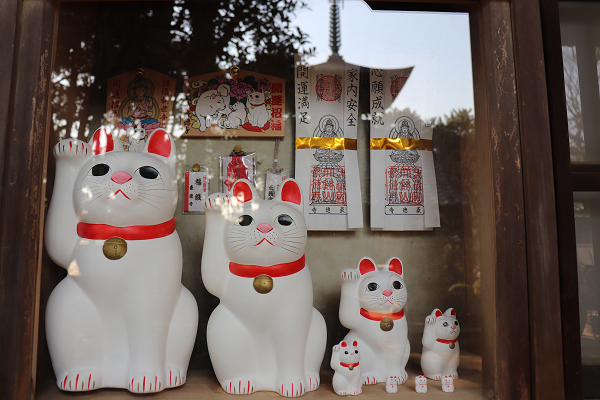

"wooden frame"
[0,0,576,398]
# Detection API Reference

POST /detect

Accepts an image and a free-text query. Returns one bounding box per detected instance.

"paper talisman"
[370,68,440,231]
[294,54,363,231]
[220,154,256,193]
[265,169,290,200]
[106,68,175,150]
[183,165,209,214]
[182,70,285,138]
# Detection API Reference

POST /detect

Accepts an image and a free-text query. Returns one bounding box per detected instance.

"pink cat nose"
[111,171,132,185]
[382,289,393,297]
[451,326,456,329]
[257,223,273,233]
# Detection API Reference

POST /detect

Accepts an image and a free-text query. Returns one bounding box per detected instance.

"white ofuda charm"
[415,375,427,394]
[44,128,198,393]
[331,341,363,396]
[339,257,410,392]
[441,375,455,393]
[421,308,460,380]
[201,179,327,397]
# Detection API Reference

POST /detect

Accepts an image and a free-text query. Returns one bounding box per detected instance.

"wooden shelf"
[36,364,483,399]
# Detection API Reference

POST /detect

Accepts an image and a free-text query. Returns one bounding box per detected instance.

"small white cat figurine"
[202,178,327,397]
[44,128,198,393]
[331,340,363,396]
[441,375,455,393]
[339,257,410,390]
[421,308,460,380]
[415,375,427,394]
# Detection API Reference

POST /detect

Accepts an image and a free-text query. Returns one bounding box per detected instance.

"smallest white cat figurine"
[331,341,363,396]
[415,375,427,394]
[421,308,460,380]
[441,376,454,393]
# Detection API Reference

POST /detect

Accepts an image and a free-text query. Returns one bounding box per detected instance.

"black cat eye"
[392,280,402,289]
[443,322,449,327]
[354,350,358,354]
[455,321,459,325]
[236,215,254,226]
[367,282,379,291]
[138,166,159,179]
[344,351,348,354]
[276,214,294,226]
[92,163,110,176]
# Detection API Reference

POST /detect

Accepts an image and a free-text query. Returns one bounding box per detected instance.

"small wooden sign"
[182,69,285,138]
[106,68,176,142]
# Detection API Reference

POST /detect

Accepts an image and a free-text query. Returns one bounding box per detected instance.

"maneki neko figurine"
[331,340,363,396]
[421,308,460,380]
[44,128,198,393]
[339,257,410,393]
[201,178,327,397]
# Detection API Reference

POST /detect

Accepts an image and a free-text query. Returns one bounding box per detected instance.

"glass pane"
[559,2,600,162]
[39,1,489,399]
[574,192,600,365]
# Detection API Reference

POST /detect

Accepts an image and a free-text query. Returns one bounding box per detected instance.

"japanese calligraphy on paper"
[370,68,440,231]
[294,54,363,230]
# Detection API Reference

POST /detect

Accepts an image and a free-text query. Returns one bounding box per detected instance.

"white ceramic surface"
[44,128,198,393]
[201,178,327,397]
[339,257,410,388]
[420,308,460,380]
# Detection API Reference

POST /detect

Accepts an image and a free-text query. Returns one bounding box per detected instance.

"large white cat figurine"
[331,340,363,396]
[339,257,410,392]
[421,308,460,380]
[202,178,327,397]
[44,128,198,393]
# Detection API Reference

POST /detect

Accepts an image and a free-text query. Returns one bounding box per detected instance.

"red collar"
[436,338,458,344]
[360,308,404,321]
[229,255,305,278]
[340,362,359,369]
[250,102,265,107]
[77,218,176,240]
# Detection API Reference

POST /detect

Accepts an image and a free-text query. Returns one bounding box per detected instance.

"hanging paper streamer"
[183,164,209,215]
[370,68,440,231]
[106,68,176,148]
[219,153,256,193]
[182,69,285,138]
[294,54,363,231]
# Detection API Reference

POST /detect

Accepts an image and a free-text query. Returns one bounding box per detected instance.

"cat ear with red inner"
[386,257,403,276]
[145,129,173,158]
[358,257,377,275]
[90,127,123,154]
[232,180,254,203]
[434,309,443,318]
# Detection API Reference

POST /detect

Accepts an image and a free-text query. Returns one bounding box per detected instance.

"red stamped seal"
[315,75,342,101]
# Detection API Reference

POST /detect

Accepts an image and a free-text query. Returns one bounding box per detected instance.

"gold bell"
[449,342,455,350]
[253,274,273,294]
[103,236,127,260]
[380,317,394,332]
[348,365,354,371]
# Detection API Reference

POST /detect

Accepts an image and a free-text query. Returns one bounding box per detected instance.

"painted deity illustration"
[385,116,425,216]
[309,115,347,214]
[117,77,160,137]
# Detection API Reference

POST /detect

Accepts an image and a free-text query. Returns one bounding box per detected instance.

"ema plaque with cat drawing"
[44,128,198,393]
[201,178,327,397]
[339,257,410,393]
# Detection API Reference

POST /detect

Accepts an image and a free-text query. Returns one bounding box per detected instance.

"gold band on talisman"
[295,137,358,151]
[369,138,433,151]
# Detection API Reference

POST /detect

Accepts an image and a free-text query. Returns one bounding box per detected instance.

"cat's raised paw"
[341,269,360,280]
[128,374,164,393]
[53,139,91,159]
[58,370,100,392]
[278,379,308,397]
[222,378,257,394]
[204,194,229,211]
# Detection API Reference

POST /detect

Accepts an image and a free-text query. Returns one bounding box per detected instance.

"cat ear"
[231,179,255,203]
[434,309,443,318]
[353,341,358,347]
[341,341,347,348]
[89,127,122,154]
[144,129,174,158]
[277,178,303,205]
[385,257,403,276]
[358,257,377,275]
[444,308,456,317]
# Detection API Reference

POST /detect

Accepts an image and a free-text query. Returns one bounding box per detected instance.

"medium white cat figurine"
[331,340,362,396]
[441,375,455,393]
[339,257,410,391]
[202,178,327,397]
[44,128,198,393]
[421,308,460,380]
[415,375,427,394]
